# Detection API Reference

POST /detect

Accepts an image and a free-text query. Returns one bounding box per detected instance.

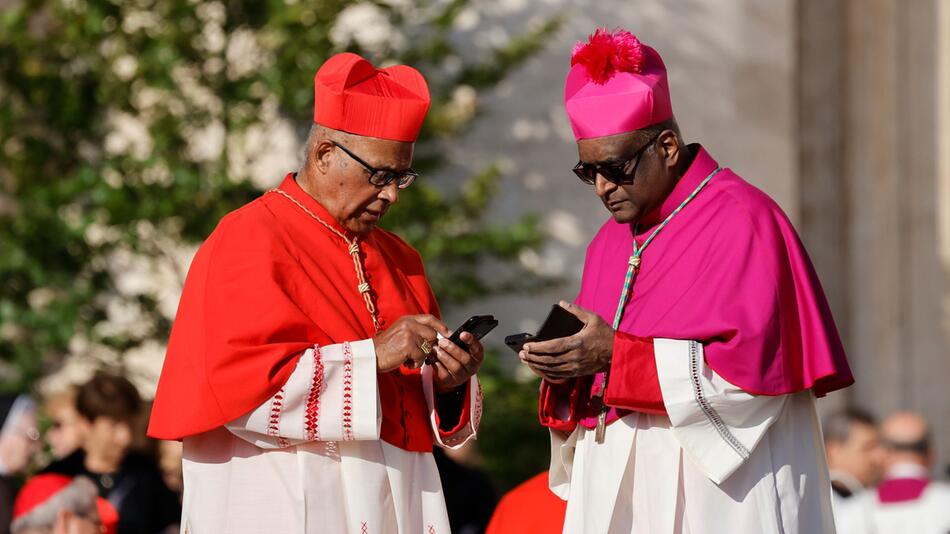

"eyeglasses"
[332,141,418,189]
[572,132,661,185]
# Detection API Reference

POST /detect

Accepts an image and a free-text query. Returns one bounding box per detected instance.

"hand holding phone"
[426,314,498,364]
[505,304,585,354]
[428,314,496,391]
[515,301,615,383]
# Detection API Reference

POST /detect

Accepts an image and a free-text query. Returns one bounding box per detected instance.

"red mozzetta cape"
[148,175,442,452]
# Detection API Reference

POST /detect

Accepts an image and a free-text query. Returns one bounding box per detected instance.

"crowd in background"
[0,370,497,534]
[824,408,950,533]
[0,372,181,534]
[0,370,947,534]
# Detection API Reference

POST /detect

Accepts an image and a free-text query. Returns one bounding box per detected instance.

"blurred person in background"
[837,411,950,534]
[486,472,566,534]
[433,446,497,534]
[41,390,83,461]
[42,372,178,534]
[823,408,883,505]
[11,474,117,534]
[0,395,41,534]
[155,441,181,502]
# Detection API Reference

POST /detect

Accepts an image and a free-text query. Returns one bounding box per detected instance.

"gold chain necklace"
[268,188,381,333]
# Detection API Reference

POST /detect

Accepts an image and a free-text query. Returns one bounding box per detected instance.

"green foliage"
[0,0,559,492]
[476,351,550,490]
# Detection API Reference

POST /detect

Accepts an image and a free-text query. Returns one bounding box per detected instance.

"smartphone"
[504,332,535,354]
[447,315,499,352]
[505,304,585,354]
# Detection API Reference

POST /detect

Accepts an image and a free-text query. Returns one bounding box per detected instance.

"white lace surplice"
[551,338,836,534]
[180,340,481,534]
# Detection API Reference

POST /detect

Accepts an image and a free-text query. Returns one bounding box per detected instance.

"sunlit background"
[1,0,948,511]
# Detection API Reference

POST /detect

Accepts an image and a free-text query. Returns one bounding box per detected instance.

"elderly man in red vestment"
[148,52,484,534]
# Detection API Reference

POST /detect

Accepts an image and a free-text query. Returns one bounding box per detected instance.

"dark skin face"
[295,125,484,393]
[577,129,691,224]
[520,129,694,383]
[298,128,412,235]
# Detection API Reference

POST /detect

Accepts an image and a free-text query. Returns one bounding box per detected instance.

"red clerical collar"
[639,144,718,228]
[277,173,357,240]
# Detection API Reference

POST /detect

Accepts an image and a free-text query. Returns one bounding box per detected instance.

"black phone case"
[447,315,498,352]
[504,333,534,353]
[534,305,585,341]
[504,305,584,354]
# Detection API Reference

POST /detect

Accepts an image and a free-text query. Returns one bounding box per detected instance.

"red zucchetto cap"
[313,52,431,142]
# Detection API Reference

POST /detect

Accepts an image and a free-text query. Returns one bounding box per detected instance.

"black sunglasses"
[332,141,418,189]
[572,132,661,185]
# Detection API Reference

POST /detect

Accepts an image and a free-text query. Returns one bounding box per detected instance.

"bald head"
[880,411,932,468]
[881,411,929,444]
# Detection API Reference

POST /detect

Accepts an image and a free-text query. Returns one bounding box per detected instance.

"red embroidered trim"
[342,342,355,441]
[473,381,484,433]
[267,387,290,448]
[305,345,324,441]
[361,521,368,533]
[427,525,436,534]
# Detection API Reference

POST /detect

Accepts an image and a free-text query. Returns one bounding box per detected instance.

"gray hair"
[299,124,321,172]
[298,123,362,174]
[636,117,681,146]
[11,477,100,534]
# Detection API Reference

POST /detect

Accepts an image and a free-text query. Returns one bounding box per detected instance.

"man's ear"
[658,130,681,169]
[313,139,336,174]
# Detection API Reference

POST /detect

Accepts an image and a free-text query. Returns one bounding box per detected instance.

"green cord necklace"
[594,166,722,443]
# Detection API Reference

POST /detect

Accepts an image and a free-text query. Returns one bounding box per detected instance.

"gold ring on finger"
[419,339,433,355]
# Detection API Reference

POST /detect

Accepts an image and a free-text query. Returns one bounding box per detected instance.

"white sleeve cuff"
[226,339,381,448]
[654,338,787,484]
[422,365,482,450]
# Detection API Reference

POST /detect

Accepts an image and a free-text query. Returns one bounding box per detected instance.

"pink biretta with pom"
[564,28,673,140]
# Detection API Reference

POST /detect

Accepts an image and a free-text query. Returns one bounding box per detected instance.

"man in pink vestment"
[519,28,853,533]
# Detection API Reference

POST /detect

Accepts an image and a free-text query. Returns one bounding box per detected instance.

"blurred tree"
[0,0,557,490]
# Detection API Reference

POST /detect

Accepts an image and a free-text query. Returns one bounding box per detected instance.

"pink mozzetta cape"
[576,147,853,399]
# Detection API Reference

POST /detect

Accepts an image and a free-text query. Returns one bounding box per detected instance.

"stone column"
[799,0,950,469]
[796,0,850,413]
[933,0,950,472]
